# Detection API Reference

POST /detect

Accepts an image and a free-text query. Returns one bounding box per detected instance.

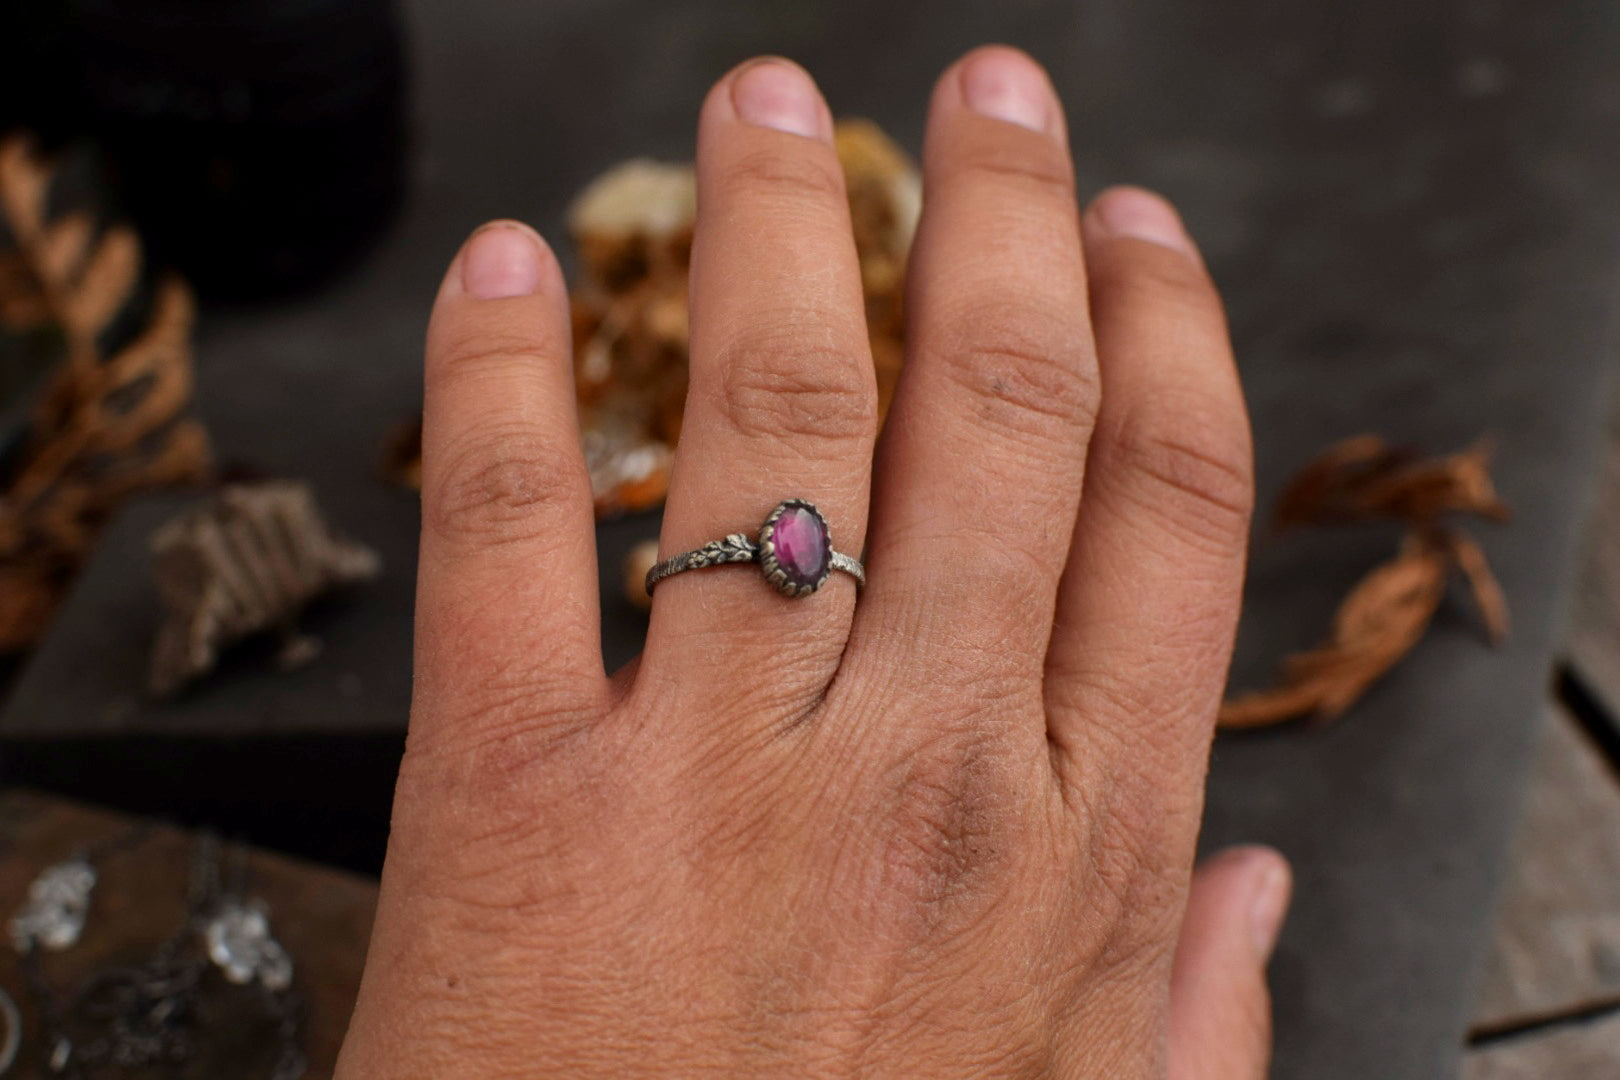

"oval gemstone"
[771,505,830,588]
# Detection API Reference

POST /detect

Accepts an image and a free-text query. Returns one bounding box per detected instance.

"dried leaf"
[1331,534,1451,641]
[623,539,659,612]
[1223,434,1511,729]
[0,138,49,245]
[1219,536,1449,728]
[1216,682,1334,729]
[379,414,423,488]
[1443,528,1511,644]
[0,563,66,652]
[0,249,50,328]
[1273,435,1509,530]
[0,135,212,649]
[60,224,140,356]
[1272,434,1403,529]
[36,213,95,285]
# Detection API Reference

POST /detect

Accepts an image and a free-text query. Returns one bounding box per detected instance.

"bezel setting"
[756,499,833,598]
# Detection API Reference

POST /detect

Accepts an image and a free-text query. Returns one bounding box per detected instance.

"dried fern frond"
[0,135,212,649]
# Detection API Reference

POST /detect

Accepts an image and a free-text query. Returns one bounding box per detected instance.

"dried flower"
[385,120,921,518]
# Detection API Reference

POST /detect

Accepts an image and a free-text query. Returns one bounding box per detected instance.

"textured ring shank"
[644,533,758,594]
[828,550,866,589]
[0,984,18,1074]
[645,534,865,595]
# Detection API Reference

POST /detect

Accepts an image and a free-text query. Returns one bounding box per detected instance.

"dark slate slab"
[5,1,1620,1076]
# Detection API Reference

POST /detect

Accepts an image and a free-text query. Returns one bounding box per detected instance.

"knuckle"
[399,692,608,855]
[927,298,1099,439]
[1068,673,1200,818]
[425,422,585,550]
[1091,248,1226,329]
[862,727,1026,931]
[1233,979,1274,1059]
[432,324,564,379]
[947,134,1076,204]
[1072,786,1184,965]
[1100,395,1254,554]
[721,145,847,209]
[867,530,1059,678]
[708,324,877,445]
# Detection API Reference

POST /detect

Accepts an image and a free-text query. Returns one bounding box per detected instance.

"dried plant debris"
[623,538,659,613]
[149,482,380,697]
[1219,435,1509,729]
[1271,435,1509,530]
[568,159,693,515]
[385,119,921,517]
[0,135,212,650]
[379,413,422,489]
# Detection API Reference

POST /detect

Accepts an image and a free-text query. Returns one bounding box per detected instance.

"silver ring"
[0,984,18,1075]
[645,499,865,599]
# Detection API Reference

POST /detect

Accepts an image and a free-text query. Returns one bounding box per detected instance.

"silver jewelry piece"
[9,858,96,953]
[204,899,294,992]
[0,984,20,1075]
[10,832,306,1080]
[645,499,865,598]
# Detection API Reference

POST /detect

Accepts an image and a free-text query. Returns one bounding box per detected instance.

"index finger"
[413,222,609,746]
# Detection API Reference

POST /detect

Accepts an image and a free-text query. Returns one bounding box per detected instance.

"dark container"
[65,0,409,299]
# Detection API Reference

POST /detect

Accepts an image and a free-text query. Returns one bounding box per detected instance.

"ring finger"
[639,58,878,720]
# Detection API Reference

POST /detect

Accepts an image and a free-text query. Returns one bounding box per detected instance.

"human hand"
[337,46,1290,1079]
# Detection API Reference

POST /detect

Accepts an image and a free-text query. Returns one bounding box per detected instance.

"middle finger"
[851,48,1096,716]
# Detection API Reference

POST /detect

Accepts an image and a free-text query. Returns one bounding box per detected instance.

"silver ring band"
[0,984,18,1075]
[645,499,864,599]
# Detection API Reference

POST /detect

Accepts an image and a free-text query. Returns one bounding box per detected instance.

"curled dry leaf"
[1273,434,1510,530]
[1220,534,1450,728]
[383,119,921,517]
[1220,436,1510,729]
[1443,529,1511,644]
[0,136,212,650]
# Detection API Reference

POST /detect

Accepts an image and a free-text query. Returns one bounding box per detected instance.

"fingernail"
[1085,187,1197,256]
[731,59,826,139]
[461,223,543,299]
[1247,859,1292,962]
[960,48,1054,134]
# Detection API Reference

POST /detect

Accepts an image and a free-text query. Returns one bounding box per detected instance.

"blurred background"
[0,0,1617,1076]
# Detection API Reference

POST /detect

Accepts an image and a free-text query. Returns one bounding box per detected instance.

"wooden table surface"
[0,790,376,1079]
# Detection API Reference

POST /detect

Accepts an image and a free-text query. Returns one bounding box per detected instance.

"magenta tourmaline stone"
[771,505,830,588]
